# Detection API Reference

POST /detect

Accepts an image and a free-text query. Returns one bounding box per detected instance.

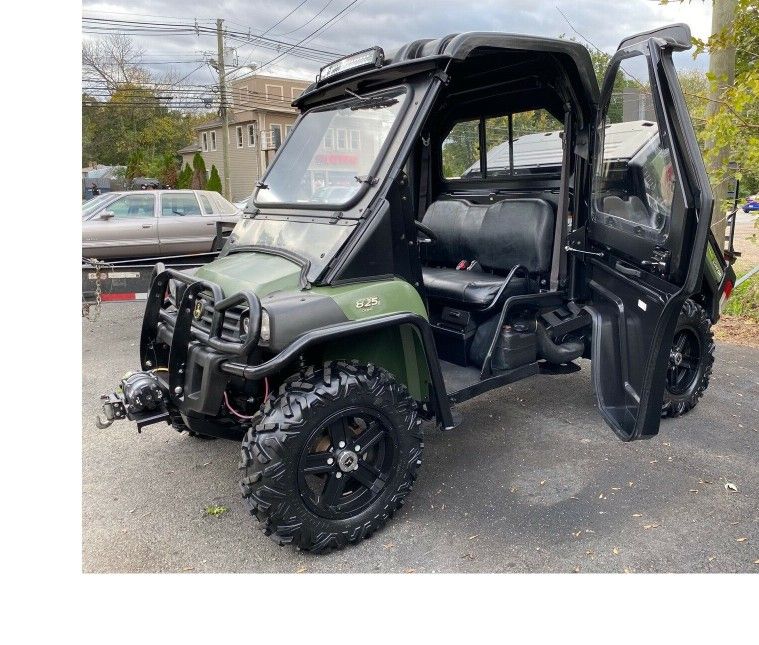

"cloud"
[83,0,713,83]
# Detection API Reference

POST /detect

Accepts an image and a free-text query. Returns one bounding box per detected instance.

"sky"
[82,0,714,86]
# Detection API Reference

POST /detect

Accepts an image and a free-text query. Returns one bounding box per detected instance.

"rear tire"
[239,361,423,552]
[661,299,714,418]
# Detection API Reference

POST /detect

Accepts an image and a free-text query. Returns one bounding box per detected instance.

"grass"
[724,269,759,322]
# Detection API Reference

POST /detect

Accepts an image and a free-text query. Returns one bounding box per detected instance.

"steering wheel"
[414,220,438,245]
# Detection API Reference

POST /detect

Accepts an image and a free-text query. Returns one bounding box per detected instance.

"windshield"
[226,218,353,279]
[255,88,407,208]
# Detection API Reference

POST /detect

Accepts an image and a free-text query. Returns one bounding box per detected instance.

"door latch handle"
[565,246,604,258]
[142,224,153,228]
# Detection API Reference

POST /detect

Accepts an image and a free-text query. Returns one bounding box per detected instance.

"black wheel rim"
[297,407,397,520]
[666,328,702,396]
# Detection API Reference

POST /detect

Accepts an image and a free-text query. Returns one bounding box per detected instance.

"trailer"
[82,222,234,319]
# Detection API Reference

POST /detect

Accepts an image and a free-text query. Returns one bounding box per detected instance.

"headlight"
[259,309,271,344]
[240,308,270,344]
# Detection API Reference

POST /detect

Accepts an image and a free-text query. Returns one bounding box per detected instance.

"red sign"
[314,153,358,166]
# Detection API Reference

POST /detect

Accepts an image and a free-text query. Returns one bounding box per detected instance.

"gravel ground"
[82,303,758,573]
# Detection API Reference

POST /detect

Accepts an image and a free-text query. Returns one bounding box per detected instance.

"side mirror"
[100,210,115,220]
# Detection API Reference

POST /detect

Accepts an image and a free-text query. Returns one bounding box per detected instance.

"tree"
[207,165,223,193]
[82,34,215,170]
[177,164,193,189]
[125,150,145,183]
[191,153,207,190]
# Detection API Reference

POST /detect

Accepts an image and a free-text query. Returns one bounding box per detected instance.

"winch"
[96,371,170,431]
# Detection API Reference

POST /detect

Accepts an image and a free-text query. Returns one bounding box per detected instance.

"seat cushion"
[421,267,530,308]
[422,198,555,273]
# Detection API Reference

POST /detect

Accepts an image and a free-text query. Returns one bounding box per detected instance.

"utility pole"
[706,0,737,245]
[216,18,232,200]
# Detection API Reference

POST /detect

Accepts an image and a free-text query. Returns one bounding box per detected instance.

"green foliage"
[125,150,146,182]
[191,152,207,190]
[723,272,759,321]
[207,165,222,193]
[82,82,215,177]
[667,0,759,197]
[176,164,193,189]
[204,505,229,517]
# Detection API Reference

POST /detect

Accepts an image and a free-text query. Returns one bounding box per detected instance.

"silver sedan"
[82,190,241,260]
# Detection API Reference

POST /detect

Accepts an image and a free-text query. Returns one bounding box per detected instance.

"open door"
[584,24,714,441]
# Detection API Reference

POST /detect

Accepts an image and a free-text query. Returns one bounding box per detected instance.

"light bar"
[318,47,384,83]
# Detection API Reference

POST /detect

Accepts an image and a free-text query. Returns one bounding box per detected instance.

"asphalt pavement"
[82,303,758,573]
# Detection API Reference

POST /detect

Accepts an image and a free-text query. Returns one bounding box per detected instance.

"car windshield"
[255,88,406,208]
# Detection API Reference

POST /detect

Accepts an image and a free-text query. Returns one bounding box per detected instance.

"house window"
[324,128,334,150]
[236,126,244,148]
[285,124,293,138]
[350,130,360,150]
[270,124,282,150]
[291,87,305,100]
[201,132,208,152]
[265,84,284,102]
[248,123,257,147]
[210,130,217,151]
[336,128,348,150]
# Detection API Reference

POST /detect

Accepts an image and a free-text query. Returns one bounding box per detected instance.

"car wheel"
[239,361,423,552]
[661,299,714,418]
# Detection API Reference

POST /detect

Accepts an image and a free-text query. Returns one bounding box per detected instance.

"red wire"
[223,378,270,420]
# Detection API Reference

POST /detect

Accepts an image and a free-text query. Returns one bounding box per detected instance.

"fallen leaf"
[736,537,748,542]
[468,534,479,540]
[725,482,738,492]
[613,547,620,555]
[181,567,194,572]
[572,530,582,538]
[296,566,307,573]
[643,524,660,530]
[598,494,605,499]
[623,567,632,574]
[754,560,759,565]
[540,480,546,486]
[586,550,594,556]
[573,566,581,573]
[650,459,658,464]
[204,505,229,517]
[383,543,394,549]
[632,513,643,517]
[404,568,416,574]
[689,489,699,493]
[628,482,634,487]
[611,487,621,491]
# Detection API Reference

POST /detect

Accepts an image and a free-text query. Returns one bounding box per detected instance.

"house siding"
[185,74,309,200]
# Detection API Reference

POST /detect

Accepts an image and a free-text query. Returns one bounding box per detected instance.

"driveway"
[82,303,758,573]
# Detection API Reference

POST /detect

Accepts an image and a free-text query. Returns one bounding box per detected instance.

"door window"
[105,194,155,219]
[442,119,480,179]
[591,53,676,245]
[198,193,216,214]
[161,193,201,217]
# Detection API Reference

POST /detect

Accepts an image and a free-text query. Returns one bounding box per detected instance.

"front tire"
[661,300,714,418]
[240,361,423,552]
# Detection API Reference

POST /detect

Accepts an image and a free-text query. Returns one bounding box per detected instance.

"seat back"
[422,198,555,273]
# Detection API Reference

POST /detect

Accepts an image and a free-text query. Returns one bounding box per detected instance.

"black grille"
[166,289,246,343]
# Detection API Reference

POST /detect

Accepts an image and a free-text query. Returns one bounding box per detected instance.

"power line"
[254,0,359,73]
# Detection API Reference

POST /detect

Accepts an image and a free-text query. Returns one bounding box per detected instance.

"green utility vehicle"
[98,25,736,552]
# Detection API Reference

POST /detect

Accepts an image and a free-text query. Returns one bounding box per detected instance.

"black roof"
[296,32,600,112]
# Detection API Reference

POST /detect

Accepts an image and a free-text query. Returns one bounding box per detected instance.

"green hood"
[194,251,302,297]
